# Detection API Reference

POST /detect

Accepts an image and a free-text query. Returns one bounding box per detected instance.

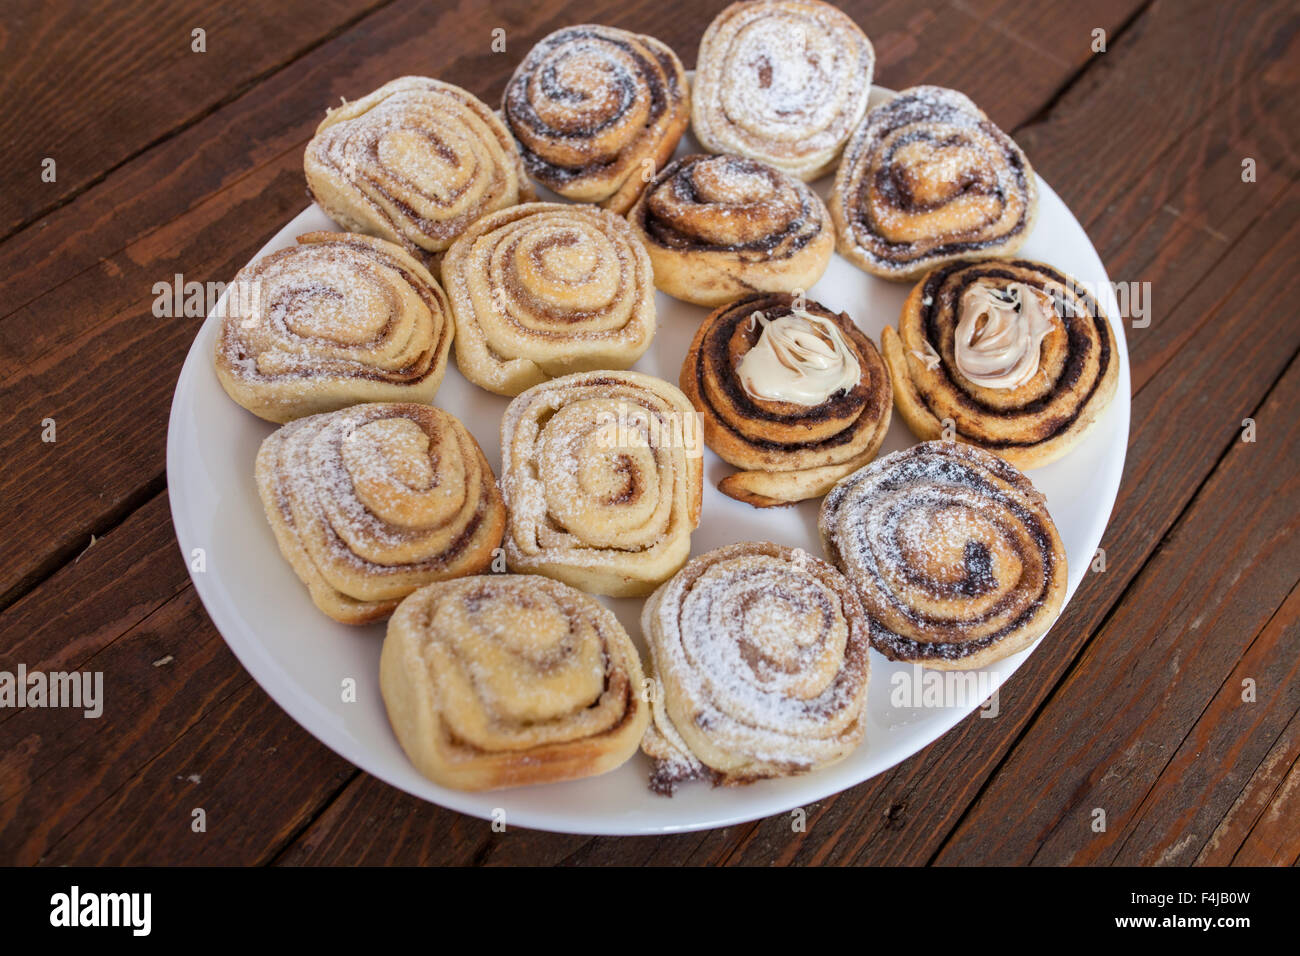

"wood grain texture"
[0,0,391,236]
[935,353,1300,865]
[0,0,1296,866]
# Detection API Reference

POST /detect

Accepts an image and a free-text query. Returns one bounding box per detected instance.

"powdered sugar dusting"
[694,0,875,177]
[642,542,869,787]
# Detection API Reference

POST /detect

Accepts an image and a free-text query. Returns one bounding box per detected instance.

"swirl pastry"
[380,575,649,791]
[691,0,875,181]
[255,403,506,624]
[441,202,656,396]
[681,293,892,507]
[503,25,689,214]
[831,86,1038,281]
[819,441,1067,670]
[500,370,703,597]
[883,259,1119,469]
[304,77,532,261]
[214,232,454,423]
[628,154,834,306]
[640,542,870,793]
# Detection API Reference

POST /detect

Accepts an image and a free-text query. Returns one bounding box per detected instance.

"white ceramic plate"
[167,87,1130,835]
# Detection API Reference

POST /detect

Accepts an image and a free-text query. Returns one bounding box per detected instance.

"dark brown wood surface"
[0,0,1296,866]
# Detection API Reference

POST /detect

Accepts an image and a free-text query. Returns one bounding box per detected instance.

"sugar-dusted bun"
[441,203,655,396]
[628,154,834,307]
[641,541,870,793]
[305,77,532,260]
[831,86,1037,281]
[255,402,505,624]
[503,24,689,214]
[215,232,454,423]
[692,0,875,180]
[820,441,1067,670]
[500,370,703,597]
[381,574,649,791]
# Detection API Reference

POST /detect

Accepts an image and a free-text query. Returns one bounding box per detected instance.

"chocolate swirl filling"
[502,25,688,210]
[634,154,825,257]
[819,441,1065,666]
[831,86,1037,277]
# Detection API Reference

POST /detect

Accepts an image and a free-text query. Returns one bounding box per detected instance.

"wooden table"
[1,0,1296,866]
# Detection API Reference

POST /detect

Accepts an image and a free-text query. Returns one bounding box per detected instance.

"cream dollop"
[955,282,1056,389]
[737,308,861,405]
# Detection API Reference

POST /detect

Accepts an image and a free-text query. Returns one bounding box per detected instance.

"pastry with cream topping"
[640,541,870,793]
[831,86,1037,281]
[680,292,892,507]
[381,574,649,790]
[883,258,1119,469]
[628,153,834,306]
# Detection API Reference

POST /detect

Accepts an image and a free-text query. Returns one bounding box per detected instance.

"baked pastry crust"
[831,86,1037,281]
[503,24,689,214]
[500,370,703,597]
[883,258,1120,469]
[680,293,892,507]
[441,202,656,396]
[304,77,532,261]
[255,403,505,624]
[381,574,649,791]
[691,0,875,181]
[819,441,1067,670]
[214,232,454,423]
[628,153,834,306]
[640,541,870,793]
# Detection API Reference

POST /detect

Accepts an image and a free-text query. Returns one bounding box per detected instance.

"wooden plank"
[1227,748,1300,865]
[0,0,390,236]
[1116,583,1300,865]
[932,353,1300,865]
[1011,0,1300,395]
[0,493,353,864]
[40,679,356,865]
[1196,606,1300,866]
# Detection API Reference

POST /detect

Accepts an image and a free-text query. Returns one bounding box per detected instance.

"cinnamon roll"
[214,232,454,423]
[831,86,1038,281]
[304,77,532,261]
[503,24,689,214]
[640,541,870,793]
[883,259,1119,469]
[628,154,834,307]
[500,370,703,597]
[819,441,1067,670]
[255,403,506,624]
[441,202,656,396]
[380,575,649,791]
[681,293,892,507]
[691,0,875,181]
